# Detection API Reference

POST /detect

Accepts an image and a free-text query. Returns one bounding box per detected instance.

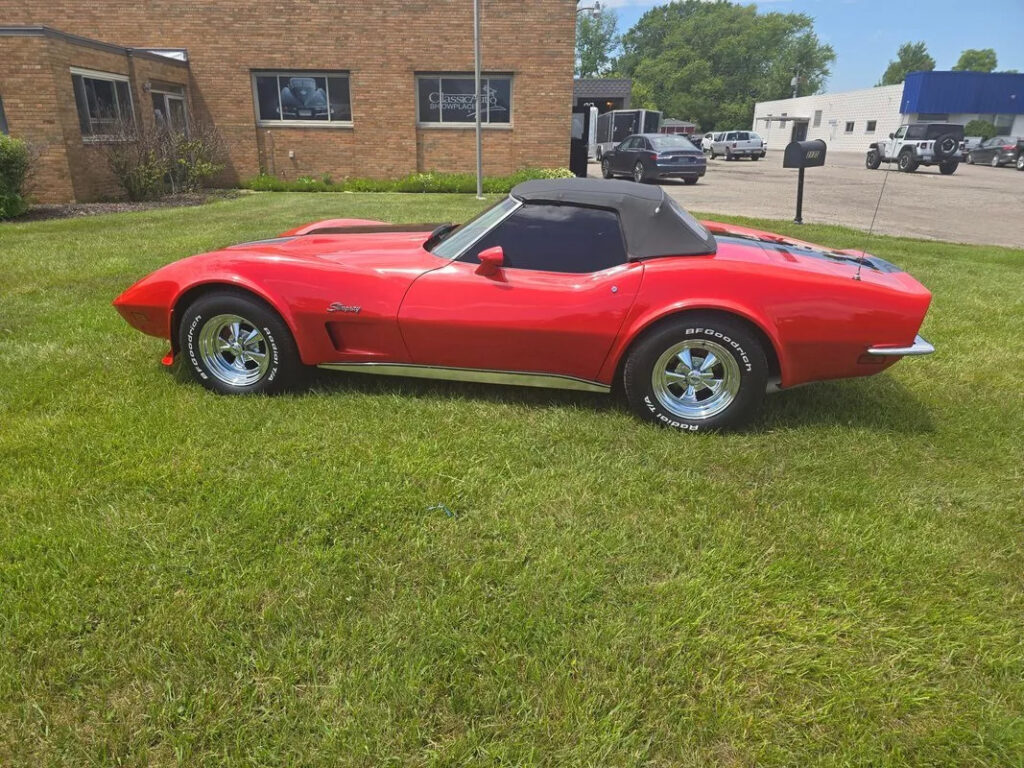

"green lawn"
[1,192,1022,767]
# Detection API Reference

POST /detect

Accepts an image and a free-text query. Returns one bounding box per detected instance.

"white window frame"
[70,67,134,142]
[415,73,513,129]
[251,71,353,128]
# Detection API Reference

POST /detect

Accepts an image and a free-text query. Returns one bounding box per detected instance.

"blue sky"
[601,0,1024,92]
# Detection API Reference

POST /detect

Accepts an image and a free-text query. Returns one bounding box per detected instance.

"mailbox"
[783,139,827,168]
[782,139,827,223]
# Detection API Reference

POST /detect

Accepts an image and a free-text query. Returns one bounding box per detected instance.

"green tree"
[878,42,935,86]
[613,1,834,131]
[964,119,997,140]
[953,48,998,72]
[575,9,619,78]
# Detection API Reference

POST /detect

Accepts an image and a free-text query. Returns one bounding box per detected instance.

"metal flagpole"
[474,0,484,199]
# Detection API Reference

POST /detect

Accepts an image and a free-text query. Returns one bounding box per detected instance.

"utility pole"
[474,0,484,199]
[791,68,800,99]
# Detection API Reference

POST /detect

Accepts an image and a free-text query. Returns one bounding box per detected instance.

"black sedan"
[967,136,1023,168]
[601,133,707,185]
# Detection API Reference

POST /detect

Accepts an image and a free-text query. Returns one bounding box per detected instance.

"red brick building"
[0,1,577,203]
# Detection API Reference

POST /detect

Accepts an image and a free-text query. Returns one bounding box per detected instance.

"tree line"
[576,0,1015,131]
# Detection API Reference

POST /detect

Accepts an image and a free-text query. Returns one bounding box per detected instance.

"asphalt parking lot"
[590,151,1022,248]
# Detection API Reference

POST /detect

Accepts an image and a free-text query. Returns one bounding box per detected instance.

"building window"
[71,68,134,138]
[0,96,8,135]
[865,120,877,133]
[416,74,512,126]
[813,110,822,128]
[252,72,351,124]
[151,83,188,133]
[844,121,855,133]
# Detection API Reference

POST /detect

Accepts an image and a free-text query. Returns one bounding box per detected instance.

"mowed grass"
[1,191,1022,767]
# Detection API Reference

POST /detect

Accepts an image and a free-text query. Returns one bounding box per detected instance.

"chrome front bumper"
[866,334,935,356]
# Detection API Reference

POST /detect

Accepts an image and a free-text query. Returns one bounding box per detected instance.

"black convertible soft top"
[511,178,717,260]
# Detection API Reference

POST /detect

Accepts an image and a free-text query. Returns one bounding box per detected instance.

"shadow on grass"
[169,362,933,433]
[305,368,933,434]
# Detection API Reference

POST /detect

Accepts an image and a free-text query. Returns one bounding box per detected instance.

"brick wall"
[0,31,191,202]
[1,0,577,197]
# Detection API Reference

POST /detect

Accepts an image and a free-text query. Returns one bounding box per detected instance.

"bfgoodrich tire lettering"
[623,314,768,432]
[178,292,303,395]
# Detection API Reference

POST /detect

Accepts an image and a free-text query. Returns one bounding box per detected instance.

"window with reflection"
[416,75,511,125]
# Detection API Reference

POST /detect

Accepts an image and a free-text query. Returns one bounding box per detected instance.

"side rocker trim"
[317,362,611,393]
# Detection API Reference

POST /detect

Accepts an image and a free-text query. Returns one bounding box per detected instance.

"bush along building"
[0,0,576,203]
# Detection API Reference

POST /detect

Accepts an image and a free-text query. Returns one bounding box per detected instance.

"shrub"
[964,119,997,140]
[167,120,226,194]
[0,134,31,219]
[104,114,226,200]
[240,167,576,194]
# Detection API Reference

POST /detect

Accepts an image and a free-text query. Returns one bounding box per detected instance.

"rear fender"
[599,299,788,386]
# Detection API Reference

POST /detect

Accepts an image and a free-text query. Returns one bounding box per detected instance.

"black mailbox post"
[782,139,827,224]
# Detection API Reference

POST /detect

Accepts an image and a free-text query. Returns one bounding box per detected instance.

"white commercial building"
[753,71,1024,154]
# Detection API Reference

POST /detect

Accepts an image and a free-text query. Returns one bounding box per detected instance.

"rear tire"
[939,160,959,175]
[177,292,304,395]
[990,154,1001,168]
[633,161,648,183]
[622,315,768,432]
[601,158,613,179]
[898,149,918,172]
[683,177,698,185]
[750,154,760,161]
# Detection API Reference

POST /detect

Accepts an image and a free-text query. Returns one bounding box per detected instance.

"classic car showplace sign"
[427,85,507,117]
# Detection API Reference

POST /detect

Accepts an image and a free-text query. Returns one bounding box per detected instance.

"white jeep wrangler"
[866,122,964,175]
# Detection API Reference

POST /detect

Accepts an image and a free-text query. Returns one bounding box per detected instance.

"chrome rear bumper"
[866,335,935,356]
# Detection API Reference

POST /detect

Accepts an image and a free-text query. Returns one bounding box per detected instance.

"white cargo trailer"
[594,109,662,159]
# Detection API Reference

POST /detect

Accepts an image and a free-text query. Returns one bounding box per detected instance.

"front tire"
[1017,154,1024,171]
[623,315,768,432]
[177,292,303,395]
[865,149,881,170]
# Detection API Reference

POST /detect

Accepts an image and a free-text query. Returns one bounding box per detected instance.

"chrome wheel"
[197,314,270,386]
[633,161,645,183]
[651,339,740,420]
[991,155,1000,168]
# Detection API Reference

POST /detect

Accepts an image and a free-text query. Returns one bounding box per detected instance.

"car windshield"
[430,196,519,259]
[649,135,697,150]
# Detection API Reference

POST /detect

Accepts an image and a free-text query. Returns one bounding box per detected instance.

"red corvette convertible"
[114,179,934,431]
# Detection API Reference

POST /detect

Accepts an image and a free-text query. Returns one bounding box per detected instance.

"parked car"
[708,131,766,160]
[700,132,723,152]
[114,179,934,433]
[966,136,1024,168]
[865,122,963,174]
[600,133,707,184]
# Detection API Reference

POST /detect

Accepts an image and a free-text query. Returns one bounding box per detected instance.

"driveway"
[591,151,1022,248]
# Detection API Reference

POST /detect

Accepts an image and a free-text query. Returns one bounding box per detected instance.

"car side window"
[736,132,749,141]
[458,204,628,274]
[894,127,906,139]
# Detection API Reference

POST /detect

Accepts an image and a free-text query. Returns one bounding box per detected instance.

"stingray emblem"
[327,302,361,314]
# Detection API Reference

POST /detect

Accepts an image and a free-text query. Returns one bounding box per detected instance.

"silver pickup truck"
[708,131,767,161]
